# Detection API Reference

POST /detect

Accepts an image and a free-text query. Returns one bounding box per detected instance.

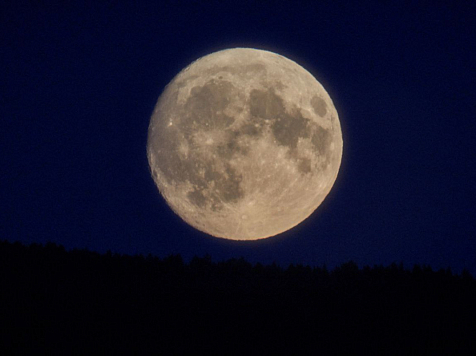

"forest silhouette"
[1,240,475,355]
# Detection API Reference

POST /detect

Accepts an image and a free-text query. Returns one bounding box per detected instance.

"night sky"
[1,1,475,274]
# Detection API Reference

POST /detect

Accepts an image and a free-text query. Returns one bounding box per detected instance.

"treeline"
[0,240,475,355]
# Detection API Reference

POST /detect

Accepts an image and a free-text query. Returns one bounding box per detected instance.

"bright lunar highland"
[147,48,343,240]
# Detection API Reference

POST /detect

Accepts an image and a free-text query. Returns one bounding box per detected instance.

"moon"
[147,48,342,240]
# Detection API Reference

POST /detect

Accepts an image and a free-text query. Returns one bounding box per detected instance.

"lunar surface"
[147,48,342,240]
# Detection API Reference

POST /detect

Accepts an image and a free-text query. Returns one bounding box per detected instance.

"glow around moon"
[147,48,343,240]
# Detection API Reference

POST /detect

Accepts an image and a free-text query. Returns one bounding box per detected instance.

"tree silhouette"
[0,239,475,354]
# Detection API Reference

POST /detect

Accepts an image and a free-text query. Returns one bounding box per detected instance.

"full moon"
[147,48,342,240]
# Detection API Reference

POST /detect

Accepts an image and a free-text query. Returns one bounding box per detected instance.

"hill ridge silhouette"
[1,240,475,354]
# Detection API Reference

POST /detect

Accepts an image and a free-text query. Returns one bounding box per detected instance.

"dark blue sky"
[1,1,475,273]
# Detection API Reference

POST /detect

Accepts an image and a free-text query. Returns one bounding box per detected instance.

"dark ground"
[1,240,475,355]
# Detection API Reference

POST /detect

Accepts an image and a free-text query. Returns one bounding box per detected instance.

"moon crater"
[147,48,342,240]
